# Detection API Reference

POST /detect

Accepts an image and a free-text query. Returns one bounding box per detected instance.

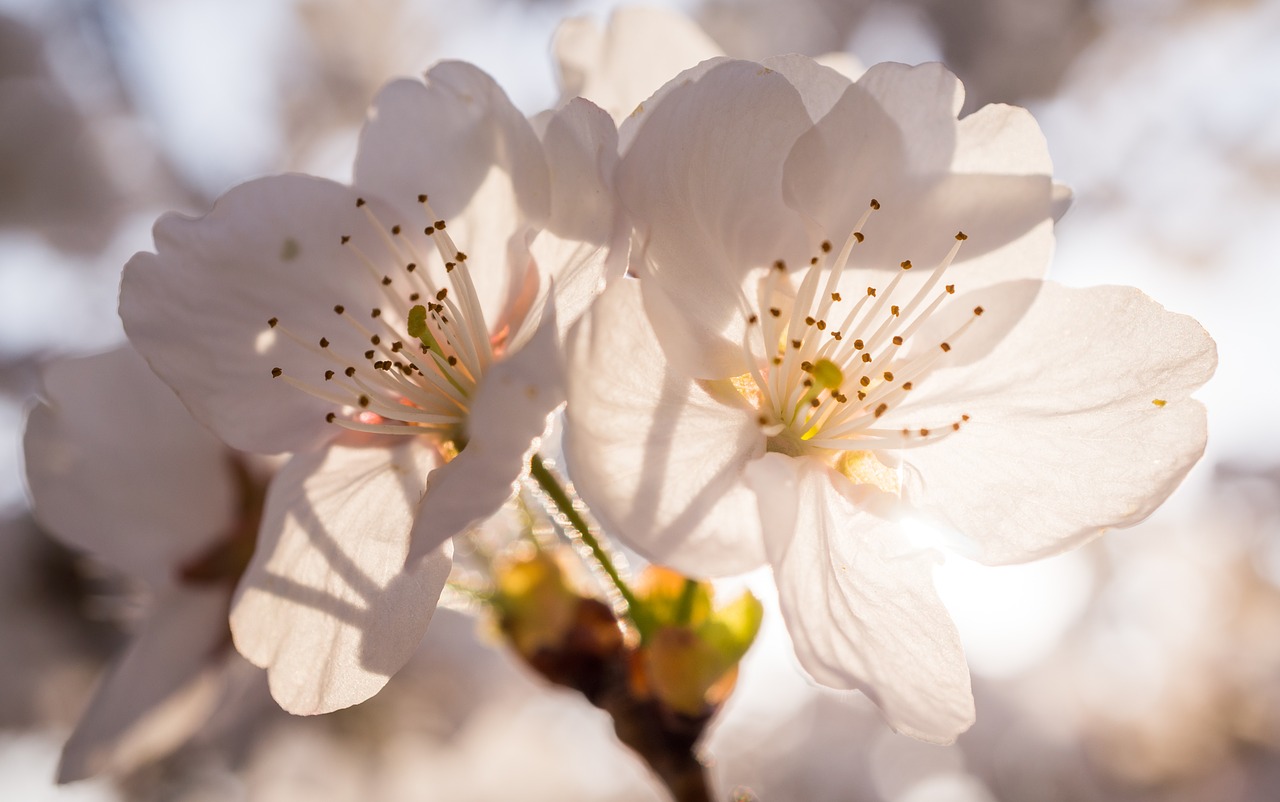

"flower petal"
[354,61,550,325]
[761,54,853,123]
[231,437,452,714]
[892,282,1217,564]
[552,5,724,124]
[23,348,237,586]
[530,98,625,336]
[564,279,767,576]
[121,175,428,454]
[407,298,565,566]
[58,586,232,782]
[619,59,814,378]
[746,453,974,743]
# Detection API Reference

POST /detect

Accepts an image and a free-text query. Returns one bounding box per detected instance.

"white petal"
[552,6,724,124]
[530,98,625,336]
[407,299,565,565]
[783,77,1055,289]
[952,103,1053,176]
[746,454,974,743]
[23,348,237,586]
[564,279,767,576]
[122,175,426,454]
[231,437,452,714]
[354,62,550,325]
[761,54,853,122]
[892,283,1217,564]
[619,59,813,378]
[58,586,231,782]
[856,62,964,173]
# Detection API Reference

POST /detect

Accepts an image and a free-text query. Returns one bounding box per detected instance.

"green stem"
[674,578,699,626]
[529,454,643,622]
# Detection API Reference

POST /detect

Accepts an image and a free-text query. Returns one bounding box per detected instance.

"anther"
[333,305,345,314]
[832,332,843,340]
[409,293,420,301]
[340,235,350,244]
[870,199,880,210]
[831,292,842,302]
[424,226,435,235]
[773,259,786,271]
[902,382,913,391]
[974,306,984,316]
[941,342,952,352]
[816,320,827,330]
[946,285,955,294]
[853,339,865,350]
[891,305,900,316]
[805,316,816,325]
[324,370,335,381]
[770,308,782,317]
[853,232,865,243]
[434,220,446,230]
[370,335,381,345]
[436,288,448,301]
[391,225,401,235]
[358,395,370,407]
[860,376,871,387]
[901,260,912,270]
[356,198,366,208]
[748,314,759,324]
[319,337,329,348]
[861,353,872,363]
[326,412,336,422]
[407,263,417,272]
[271,367,282,377]
[371,308,382,318]
[268,317,279,328]
[417,194,428,203]
[455,252,467,262]
[801,361,814,372]
[345,367,356,377]
[920,428,930,436]
[883,371,894,381]
[381,276,392,286]
[821,240,833,253]
[447,356,458,366]
[364,350,375,359]
[867,287,877,297]
[892,336,903,346]
[791,339,802,349]
[955,231,968,241]
[875,403,888,417]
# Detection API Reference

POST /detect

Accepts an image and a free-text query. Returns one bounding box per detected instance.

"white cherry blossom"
[23,347,254,780]
[564,58,1216,742]
[120,61,617,714]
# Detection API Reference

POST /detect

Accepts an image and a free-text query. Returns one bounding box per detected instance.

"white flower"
[23,347,254,780]
[120,62,618,714]
[564,58,1216,742]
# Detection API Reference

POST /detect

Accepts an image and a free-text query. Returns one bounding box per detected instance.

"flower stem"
[529,454,642,622]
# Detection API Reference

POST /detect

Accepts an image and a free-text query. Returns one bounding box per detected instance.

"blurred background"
[1,0,1277,799]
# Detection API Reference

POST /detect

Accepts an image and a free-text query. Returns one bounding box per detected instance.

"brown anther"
[358,395,370,407]
[326,412,336,422]
[356,198,366,207]
[417,194,428,203]
[805,316,816,326]
[409,293,420,302]
[370,335,381,345]
[770,307,781,317]
[345,367,356,377]
[271,367,282,377]
[891,305,900,316]
[920,428,930,436]
[758,415,768,426]
[861,353,872,363]
[860,376,871,387]
[748,314,759,324]
[875,403,888,417]
[407,262,417,272]
[955,231,968,241]
[436,288,448,301]
[902,382,913,391]
[900,260,912,270]
[424,226,435,235]
[883,371,894,381]
[340,235,350,244]
[333,304,345,314]
[445,262,455,272]
[391,342,403,352]
[364,350,375,359]
[953,422,961,430]
[946,284,955,294]
[831,292,842,302]
[801,361,814,372]
[821,240,833,253]
[867,287,877,297]
[870,199,880,210]
[319,337,329,348]
[268,317,279,328]
[857,391,867,400]
[773,259,786,271]
[892,336,903,346]
[940,342,951,352]
[791,339,802,349]
[434,220,447,230]
[816,320,827,331]
[371,308,382,318]
[853,231,865,243]
[391,225,401,235]
[810,257,819,265]
[802,379,813,388]
[773,356,783,365]
[854,339,864,350]
[381,276,392,286]
[447,356,458,366]
[810,398,821,407]
[832,331,843,341]
[456,251,468,261]
[962,414,970,421]
[974,306,985,316]
[324,370,335,381]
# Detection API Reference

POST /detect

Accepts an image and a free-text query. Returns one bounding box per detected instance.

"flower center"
[736,198,978,463]
[267,194,495,447]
